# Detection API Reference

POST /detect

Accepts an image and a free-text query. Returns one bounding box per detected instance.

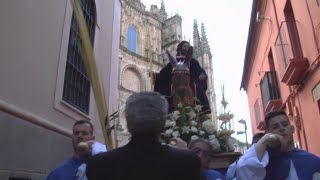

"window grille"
[62,0,96,114]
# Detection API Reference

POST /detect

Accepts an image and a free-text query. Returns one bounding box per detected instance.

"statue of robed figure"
[153,41,211,114]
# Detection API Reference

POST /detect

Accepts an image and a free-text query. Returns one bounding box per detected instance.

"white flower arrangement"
[161,103,236,153]
[161,103,222,151]
[202,120,216,134]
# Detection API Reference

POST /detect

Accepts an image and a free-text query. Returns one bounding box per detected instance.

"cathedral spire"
[160,0,167,20]
[193,19,201,58]
[201,23,212,57]
[160,0,165,11]
[193,19,200,41]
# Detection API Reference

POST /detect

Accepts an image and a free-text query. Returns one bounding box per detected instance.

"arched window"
[127,25,137,53]
[122,68,142,92]
[62,0,96,114]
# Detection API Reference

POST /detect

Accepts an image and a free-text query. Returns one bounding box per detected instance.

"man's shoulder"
[204,169,225,179]
[162,145,200,162]
[90,145,198,161]
[47,168,64,180]
[50,157,78,169]
[293,149,320,168]
[86,146,201,180]
[162,145,192,154]
[294,149,320,160]
[88,147,124,164]
[46,157,79,180]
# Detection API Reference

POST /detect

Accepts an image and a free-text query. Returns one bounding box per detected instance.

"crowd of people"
[47,91,320,180]
[46,41,320,180]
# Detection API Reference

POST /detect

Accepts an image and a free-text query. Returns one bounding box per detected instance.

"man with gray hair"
[86,92,201,180]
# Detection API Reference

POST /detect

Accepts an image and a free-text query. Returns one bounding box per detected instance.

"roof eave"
[240,0,258,91]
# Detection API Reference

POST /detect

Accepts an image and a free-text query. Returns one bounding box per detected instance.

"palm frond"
[71,0,113,150]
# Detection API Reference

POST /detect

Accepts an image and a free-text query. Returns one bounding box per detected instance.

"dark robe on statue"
[154,58,210,114]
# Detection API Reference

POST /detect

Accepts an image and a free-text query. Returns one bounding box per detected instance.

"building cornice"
[240,0,258,91]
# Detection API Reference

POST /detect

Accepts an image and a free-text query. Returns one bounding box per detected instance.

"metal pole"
[244,122,249,149]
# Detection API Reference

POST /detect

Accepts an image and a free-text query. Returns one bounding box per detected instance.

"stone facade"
[116,0,218,146]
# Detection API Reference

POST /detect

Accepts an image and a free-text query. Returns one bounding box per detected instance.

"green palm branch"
[71,0,113,150]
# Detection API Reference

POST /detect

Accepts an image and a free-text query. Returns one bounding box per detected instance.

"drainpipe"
[296,94,309,150]
[271,0,280,31]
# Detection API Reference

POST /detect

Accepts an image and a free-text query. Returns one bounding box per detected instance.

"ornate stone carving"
[126,0,145,12]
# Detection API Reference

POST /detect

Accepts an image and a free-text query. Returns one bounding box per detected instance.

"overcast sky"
[140,0,254,143]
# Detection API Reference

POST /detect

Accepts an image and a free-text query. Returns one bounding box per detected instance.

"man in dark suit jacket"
[86,92,201,180]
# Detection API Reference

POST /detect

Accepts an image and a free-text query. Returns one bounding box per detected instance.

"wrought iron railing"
[275,21,303,77]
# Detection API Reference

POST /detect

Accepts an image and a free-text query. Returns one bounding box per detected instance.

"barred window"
[127,25,137,53]
[62,0,96,114]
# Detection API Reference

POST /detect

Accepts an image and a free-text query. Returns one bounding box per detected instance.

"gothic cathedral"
[116,0,218,146]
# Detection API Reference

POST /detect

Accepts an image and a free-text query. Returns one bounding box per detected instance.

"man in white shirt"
[47,120,106,180]
[236,109,320,180]
[226,132,265,180]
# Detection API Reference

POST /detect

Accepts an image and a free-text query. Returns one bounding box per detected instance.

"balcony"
[265,99,282,113]
[261,71,282,113]
[281,58,309,85]
[275,21,309,86]
[254,98,266,131]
